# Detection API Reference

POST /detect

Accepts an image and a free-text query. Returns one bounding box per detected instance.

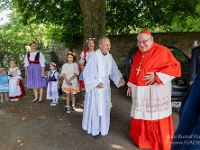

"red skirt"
[129,115,174,150]
[10,80,26,99]
[79,81,85,88]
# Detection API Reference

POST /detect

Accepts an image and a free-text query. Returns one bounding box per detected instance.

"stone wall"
[52,32,200,69]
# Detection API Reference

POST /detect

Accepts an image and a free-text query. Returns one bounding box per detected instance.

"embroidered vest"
[65,63,75,76]
[48,71,58,82]
[27,52,40,64]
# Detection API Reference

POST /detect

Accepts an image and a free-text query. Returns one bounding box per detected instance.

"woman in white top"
[24,41,47,102]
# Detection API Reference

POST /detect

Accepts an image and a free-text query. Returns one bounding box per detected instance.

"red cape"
[129,43,181,86]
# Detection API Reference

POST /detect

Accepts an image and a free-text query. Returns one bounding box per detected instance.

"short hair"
[98,36,110,45]
[137,33,152,40]
[1,68,7,72]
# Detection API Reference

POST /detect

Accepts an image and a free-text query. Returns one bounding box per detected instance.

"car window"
[168,47,188,63]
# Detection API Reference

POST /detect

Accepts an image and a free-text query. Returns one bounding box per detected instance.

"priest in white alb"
[127,30,181,150]
[82,36,125,139]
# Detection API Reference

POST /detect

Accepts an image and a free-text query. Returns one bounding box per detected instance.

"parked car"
[124,45,190,107]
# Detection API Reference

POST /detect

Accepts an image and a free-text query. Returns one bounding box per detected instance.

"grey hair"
[137,33,152,40]
[98,36,110,45]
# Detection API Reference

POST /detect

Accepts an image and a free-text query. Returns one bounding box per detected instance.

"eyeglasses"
[137,36,152,45]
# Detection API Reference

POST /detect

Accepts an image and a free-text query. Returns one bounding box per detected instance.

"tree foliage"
[106,0,200,34]
[10,0,200,35]
[12,0,83,49]
[1,0,200,67]
[0,10,53,68]
[0,0,12,12]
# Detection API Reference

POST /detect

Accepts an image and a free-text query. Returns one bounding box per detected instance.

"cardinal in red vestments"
[127,30,181,150]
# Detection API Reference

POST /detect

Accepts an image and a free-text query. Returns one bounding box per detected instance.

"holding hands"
[97,82,104,88]
[65,79,72,86]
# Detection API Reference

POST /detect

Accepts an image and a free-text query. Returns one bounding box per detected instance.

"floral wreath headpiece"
[66,51,75,56]
[50,62,57,67]
[86,37,96,43]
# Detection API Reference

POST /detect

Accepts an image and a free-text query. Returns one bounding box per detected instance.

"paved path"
[0,84,180,150]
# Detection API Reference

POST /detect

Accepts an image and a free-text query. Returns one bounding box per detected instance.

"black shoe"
[93,133,101,139]
[66,107,70,114]
[33,99,38,102]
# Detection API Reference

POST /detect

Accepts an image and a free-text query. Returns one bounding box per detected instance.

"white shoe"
[50,102,56,106]
[15,99,19,101]
[11,99,16,101]
[72,106,77,112]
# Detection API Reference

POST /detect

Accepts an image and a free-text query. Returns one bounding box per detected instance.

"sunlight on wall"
[111,144,124,149]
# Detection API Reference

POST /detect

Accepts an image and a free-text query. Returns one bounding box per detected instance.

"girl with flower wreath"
[61,51,80,114]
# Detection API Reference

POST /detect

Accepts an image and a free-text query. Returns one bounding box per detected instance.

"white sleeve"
[7,70,11,80]
[61,64,66,76]
[79,51,85,65]
[55,71,60,79]
[24,53,29,67]
[156,72,175,85]
[74,63,79,75]
[17,69,22,80]
[109,56,123,88]
[39,52,46,67]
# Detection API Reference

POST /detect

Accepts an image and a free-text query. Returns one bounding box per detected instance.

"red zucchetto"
[139,29,151,35]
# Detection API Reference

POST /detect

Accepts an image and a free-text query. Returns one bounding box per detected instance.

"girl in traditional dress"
[61,51,79,114]
[46,62,60,106]
[8,60,26,101]
[0,68,9,102]
[24,41,47,102]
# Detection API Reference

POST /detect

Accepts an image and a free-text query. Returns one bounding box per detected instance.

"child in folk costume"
[0,68,9,102]
[61,51,80,114]
[8,60,26,101]
[46,62,60,106]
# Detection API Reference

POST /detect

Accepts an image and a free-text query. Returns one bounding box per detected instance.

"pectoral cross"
[136,66,141,76]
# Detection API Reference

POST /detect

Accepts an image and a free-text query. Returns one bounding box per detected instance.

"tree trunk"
[79,0,106,49]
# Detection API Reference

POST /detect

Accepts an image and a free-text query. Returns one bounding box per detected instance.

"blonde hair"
[10,60,18,67]
[1,68,7,72]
